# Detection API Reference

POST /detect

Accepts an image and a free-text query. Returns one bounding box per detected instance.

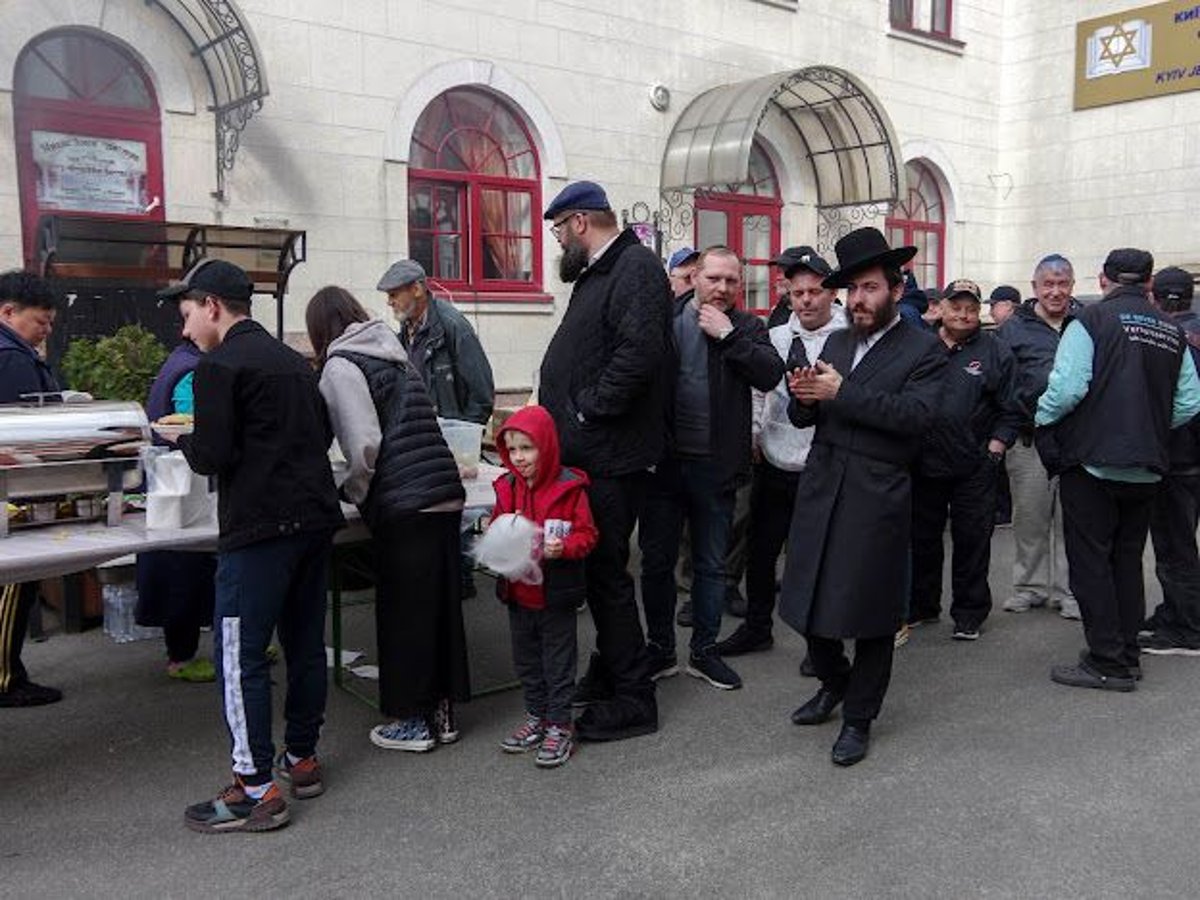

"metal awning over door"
[661,66,905,208]
[146,0,269,197]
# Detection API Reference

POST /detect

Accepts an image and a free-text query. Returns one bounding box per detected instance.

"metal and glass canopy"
[661,66,905,208]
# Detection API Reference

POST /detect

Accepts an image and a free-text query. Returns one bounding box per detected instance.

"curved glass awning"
[146,0,269,198]
[661,66,905,209]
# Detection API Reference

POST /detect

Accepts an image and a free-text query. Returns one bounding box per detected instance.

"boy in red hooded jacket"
[491,405,598,767]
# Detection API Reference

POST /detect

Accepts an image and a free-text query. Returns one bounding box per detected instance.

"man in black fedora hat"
[778,226,946,767]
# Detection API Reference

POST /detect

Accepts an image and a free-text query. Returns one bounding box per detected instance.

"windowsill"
[887,24,965,55]
[434,290,556,312]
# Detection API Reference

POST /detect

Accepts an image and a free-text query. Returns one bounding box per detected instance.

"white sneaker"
[1003,594,1045,613]
[1059,597,1082,620]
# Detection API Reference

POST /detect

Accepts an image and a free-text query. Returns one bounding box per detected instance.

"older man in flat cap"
[538,180,671,741]
[1037,249,1200,692]
[377,259,494,426]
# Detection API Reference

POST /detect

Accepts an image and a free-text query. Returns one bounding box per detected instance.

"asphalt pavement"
[4,529,1200,898]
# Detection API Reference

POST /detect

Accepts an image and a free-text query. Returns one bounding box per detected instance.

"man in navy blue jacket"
[0,270,63,708]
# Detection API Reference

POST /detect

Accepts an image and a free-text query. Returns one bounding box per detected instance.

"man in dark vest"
[0,270,62,708]
[1037,249,1200,692]
[779,228,946,767]
[1141,267,1200,655]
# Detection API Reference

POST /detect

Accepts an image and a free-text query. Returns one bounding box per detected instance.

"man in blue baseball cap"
[538,180,672,740]
[667,247,699,299]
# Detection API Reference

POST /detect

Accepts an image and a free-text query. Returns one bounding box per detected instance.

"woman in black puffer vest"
[306,286,469,753]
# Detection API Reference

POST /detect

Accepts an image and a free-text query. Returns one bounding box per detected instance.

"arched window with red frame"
[886,160,945,292]
[408,88,542,296]
[693,142,781,314]
[13,30,165,268]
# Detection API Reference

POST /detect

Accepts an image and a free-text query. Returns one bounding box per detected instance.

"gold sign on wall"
[1075,1,1200,109]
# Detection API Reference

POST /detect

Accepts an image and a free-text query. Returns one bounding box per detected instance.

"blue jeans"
[639,458,735,654]
[213,530,332,782]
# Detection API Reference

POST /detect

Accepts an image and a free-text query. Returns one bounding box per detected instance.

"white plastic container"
[438,418,484,472]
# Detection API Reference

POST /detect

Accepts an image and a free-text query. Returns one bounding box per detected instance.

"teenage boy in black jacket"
[908,279,1022,639]
[164,259,344,833]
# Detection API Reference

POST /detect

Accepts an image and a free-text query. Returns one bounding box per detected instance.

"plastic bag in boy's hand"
[472,513,543,585]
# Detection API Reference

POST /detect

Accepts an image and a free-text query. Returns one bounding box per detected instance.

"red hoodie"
[492,405,598,610]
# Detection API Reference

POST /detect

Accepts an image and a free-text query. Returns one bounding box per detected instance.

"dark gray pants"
[509,604,577,726]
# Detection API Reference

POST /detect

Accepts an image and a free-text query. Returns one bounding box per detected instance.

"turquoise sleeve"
[1035,320,1093,426]
[172,371,195,415]
[1171,350,1200,428]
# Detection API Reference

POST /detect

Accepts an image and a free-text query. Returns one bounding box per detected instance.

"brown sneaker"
[273,751,324,799]
[183,778,289,834]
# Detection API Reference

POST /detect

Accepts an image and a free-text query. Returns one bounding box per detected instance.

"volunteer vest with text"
[1056,286,1184,475]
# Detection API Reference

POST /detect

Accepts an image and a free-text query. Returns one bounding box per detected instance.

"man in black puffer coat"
[539,181,671,741]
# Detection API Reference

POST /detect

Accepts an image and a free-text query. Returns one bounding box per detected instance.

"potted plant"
[60,324,167,405]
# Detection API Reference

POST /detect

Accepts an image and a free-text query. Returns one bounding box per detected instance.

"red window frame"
[885,162,946,292]
[13,30,165,269]
[693,145,782,316]
[407,89,542,297]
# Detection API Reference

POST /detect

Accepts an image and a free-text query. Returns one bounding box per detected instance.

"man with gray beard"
[538,181,671,741]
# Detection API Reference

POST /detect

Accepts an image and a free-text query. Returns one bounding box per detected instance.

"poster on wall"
[1075,2,1200,109]
[31,130,149,215]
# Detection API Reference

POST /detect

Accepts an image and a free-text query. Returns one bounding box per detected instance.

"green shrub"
[61,325,167,405]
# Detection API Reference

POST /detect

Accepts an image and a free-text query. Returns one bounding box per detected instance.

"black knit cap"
[1102,248,1154,285]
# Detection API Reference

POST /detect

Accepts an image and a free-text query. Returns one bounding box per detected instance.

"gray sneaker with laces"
[535,724,575,768]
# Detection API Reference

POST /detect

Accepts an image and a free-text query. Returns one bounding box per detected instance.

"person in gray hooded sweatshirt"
[305,286,470,753]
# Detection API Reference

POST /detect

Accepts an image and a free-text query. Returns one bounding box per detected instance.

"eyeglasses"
[550,211,584,238]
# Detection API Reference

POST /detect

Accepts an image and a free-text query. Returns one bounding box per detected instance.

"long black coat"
[778,321,946,639]
[539,229,672,478]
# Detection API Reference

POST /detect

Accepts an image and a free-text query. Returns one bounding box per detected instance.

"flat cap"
[1103,248,1154,284]
[1153,266,1195,303]
[158,258,253,304]
[543,180,611,220]
[376,259,427,292]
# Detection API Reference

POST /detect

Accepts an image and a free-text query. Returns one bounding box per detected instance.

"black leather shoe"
[576,694,658,742]
[831,723,870,767]
[799,653,816,678]
[715,623,774,657]
[1079,649,1141,681]
[790,688,843,725]
[1051,660,1136,692]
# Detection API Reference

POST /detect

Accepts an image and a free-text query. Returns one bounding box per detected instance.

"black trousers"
[375,512,471,719]
[745,461,800,636]
[509,604,578,726]
[1148,473,1200,643]
[584,473,652,697]
[1060,467,1158,676]
[910,461,997,628]
[0,582,38,693]
[806,634,894,725]
[136,550,216,663]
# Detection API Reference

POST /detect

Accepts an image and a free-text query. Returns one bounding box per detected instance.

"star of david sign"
[1098,23,1139,68]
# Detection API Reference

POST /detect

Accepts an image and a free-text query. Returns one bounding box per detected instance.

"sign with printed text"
[31,130,149,214]
[1075,2,1200,109]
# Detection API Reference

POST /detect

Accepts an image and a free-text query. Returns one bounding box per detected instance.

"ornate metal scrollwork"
[815,202,889,256]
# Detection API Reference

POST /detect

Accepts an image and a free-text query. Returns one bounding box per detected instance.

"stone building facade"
[1,0,1197,388]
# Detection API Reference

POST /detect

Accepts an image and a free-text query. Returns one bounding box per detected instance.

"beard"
[850,298,897,339]
[558,238,590,283]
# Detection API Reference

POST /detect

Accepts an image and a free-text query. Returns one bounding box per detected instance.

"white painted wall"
[2,0,1192,386]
